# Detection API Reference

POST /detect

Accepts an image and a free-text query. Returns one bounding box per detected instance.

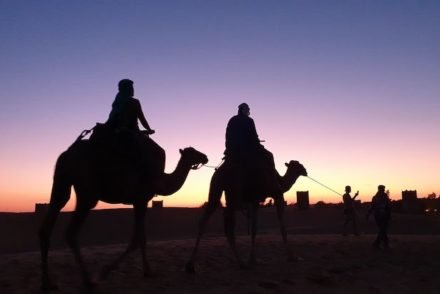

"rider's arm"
[248,118,261,145]
[135,99,153,132]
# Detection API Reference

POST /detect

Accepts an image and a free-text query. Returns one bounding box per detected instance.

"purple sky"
[1,1,439,211]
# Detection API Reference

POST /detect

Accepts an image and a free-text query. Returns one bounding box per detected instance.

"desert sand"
[1,207,439,293]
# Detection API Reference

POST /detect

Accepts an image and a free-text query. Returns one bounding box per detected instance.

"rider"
[105,79,165,179]
[107,79,155,133]
[224,103,281,201]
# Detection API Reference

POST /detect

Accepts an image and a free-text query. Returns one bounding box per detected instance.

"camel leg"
[65,198,97,289]
[224,207,246,268]
[274,195,295,261]
[186,168,223,273]
[185,201,219,273]
[39,179,71,291]
[248,204,258,267]
[134,200,151,277]
[100,231,140,280]
[100,199,150,279]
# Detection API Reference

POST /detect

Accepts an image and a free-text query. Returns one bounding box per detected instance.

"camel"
[185,160,307,273]
[38,135,208,290]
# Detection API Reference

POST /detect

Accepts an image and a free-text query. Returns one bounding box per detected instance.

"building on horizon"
[296,191,309,210]
[152,200,163,209]
[402,190,418,213]
[35,203,49,214]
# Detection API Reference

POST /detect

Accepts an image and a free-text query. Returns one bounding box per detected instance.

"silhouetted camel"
[186,160,307,272]
[38,138,208,290]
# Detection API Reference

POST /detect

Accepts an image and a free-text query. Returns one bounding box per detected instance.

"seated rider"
[105,79,165,179]
[106,79,154,134]
[224,103,281,201]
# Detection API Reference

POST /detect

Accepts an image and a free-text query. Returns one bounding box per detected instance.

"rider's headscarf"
[108,79,133,122]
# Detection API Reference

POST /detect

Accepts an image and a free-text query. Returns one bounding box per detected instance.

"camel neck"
[155,156,192,196]
[280,169,301,193]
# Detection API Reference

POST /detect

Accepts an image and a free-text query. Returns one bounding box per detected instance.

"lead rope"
[306,175,343,196]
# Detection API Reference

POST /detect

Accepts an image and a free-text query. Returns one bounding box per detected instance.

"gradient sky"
[1,1,439,212]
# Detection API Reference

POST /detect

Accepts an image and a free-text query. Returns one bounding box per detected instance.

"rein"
[191,163,205,170]
[191,159,224,170]
[76,127,95,142]
[191,162,222,170]
[201,159,224,170]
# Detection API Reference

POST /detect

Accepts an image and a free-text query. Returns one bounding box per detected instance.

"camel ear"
[285,162,289,167]
[179,149,183,154]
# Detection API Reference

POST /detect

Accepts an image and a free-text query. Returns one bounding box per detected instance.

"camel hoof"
[185,262,196,274]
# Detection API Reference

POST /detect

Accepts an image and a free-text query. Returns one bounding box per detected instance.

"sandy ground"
[1,207,440,293]
[1,233,440,293]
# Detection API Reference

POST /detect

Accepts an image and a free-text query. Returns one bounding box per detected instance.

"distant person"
[342,185,359,236]
[105,79,165,178]
[224,103,280,200]
[367,185,391,250]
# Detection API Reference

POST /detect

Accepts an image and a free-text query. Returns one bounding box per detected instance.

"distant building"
[35,203,49,214]
[296,191,310,210]
[402,190,418,213]
[152,200,163,209]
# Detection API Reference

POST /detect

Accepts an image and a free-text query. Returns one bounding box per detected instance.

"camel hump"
[89,123,112,143]
[223,154,281,204]
[87,122,166,178]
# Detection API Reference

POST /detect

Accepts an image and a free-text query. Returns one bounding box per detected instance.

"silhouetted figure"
[342,185,359,236]
[184,103,308,273]
[38,79,209,290]
[224,103,280,201]
[185,160,307,273]
[224,103,260,160]
[105,79,165,180]
[38,142,208,290]
[107,79,154,133]
[266,199,274,207]
[367,185,391,250]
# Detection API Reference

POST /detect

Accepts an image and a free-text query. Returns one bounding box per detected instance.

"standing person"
[342,185,359,236]
[105,79,165,179]
[224,103,280,201]
[367,185,391,250]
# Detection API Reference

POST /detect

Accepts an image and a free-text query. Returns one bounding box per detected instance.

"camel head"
[179,147,209,169]
[284,160,307,177]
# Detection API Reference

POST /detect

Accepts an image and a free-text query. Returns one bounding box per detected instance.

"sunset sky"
[1,1,439,212]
